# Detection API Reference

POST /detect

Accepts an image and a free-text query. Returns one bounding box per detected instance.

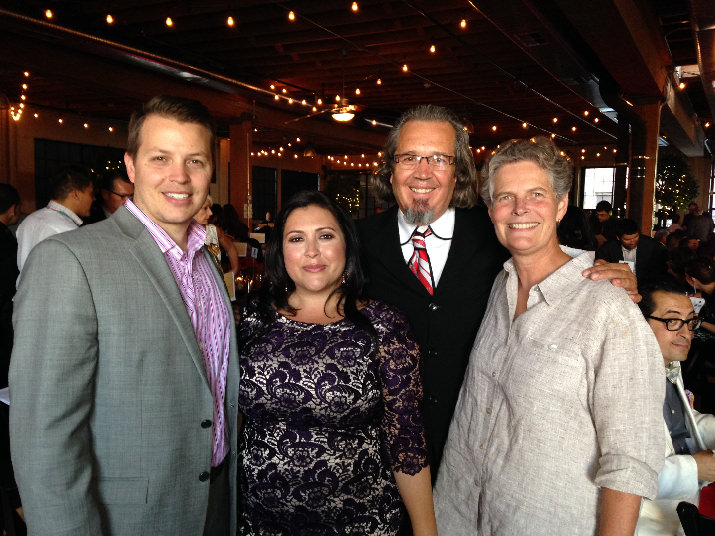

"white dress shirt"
[16,200,83,272]
[398,207,455,287]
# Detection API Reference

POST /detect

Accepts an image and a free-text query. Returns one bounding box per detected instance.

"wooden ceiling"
[0,0,712,157]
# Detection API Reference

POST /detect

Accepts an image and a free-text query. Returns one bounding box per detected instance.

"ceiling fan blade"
[283,108,331,124]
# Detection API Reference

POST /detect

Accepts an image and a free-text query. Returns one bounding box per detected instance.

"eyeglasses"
[646,315,702,331]
[394,153,455,171]
[105,189,132,200]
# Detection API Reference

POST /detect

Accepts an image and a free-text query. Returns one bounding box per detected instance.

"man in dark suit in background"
[86,169,134,224]
[358,105,638,481]
[596,218,668,286]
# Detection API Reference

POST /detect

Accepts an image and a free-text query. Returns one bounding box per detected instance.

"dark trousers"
[203,455,230,536]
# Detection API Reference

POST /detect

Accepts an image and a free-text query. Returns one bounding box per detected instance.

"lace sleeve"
[375,303,429,475]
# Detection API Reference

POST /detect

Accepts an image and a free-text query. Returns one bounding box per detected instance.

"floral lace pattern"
[238,300,427,535]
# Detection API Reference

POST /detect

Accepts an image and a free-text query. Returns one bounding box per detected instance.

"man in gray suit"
[9,96,239,535]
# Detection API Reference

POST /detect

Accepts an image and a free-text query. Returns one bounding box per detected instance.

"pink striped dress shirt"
[126,200,230,466]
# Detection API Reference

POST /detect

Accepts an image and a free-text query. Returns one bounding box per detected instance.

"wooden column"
[629,102,661,236]
[229,116,253,225]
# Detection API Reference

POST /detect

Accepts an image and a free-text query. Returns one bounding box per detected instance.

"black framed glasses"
[104,189,132,200]
[646,315,702,331]
[393,153,455,171]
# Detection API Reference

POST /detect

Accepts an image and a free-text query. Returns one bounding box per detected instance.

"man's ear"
[124,152,136,184]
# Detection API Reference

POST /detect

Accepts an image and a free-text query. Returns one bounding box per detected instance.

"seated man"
[636,280,715,535]
[596,218,668,286]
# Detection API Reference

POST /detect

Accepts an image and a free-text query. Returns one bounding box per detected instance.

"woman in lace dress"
[238,191,436,535]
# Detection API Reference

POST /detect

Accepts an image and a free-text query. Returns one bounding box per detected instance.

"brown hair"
[126,95,216,161]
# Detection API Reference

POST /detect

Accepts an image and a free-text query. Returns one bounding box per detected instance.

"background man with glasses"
[636,280,715,535]
[358,104,638,481]
[86,168,134,224]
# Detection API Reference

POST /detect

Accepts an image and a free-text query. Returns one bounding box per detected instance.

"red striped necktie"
[409,227,434,295]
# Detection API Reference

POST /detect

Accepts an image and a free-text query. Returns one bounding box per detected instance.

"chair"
[677,501,715,535]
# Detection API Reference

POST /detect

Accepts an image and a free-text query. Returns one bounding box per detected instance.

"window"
[34,139,124,208]
[582,167,616,209]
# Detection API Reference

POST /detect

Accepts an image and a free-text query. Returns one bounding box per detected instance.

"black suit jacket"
[595,234,668,286]
[358,206,507,477]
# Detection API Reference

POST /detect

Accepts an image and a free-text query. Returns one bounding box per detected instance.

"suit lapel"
[436,209,481,297]
[114,207,209,386]
[370,207,432,297]
[677,375,707,451]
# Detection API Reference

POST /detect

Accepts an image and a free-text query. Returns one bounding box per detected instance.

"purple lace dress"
[237,299,428,535]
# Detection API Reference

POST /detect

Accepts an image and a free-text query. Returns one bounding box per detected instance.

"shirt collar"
[47,200,83,226]
[125,199,206,258]
[397,206,455,243]
[503,249,595,307]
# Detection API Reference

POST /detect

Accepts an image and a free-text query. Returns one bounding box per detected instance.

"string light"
[429,44,436,53]
[317,98,323,105]
[376,78,382,85]
[288,11,296,21]
[108,126,114,132]
[460,19,467,29]
[583,110,589,117]
[594,117,600,123]
[522,122,528,128]
[227,16,235,27]
[165,17,173,27]
[552,117,558,123]
[351,2,359,12]
[402,64,408,72]
[678,82,686,90]
[45,10,53,19]
[106,14,114,24]
[491,125,497,131]
[83,123,89,129]
[571,126,577,132]
[355,88,361,95]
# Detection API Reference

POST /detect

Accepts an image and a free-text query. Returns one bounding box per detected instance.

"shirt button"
[479,444,485,450]
[492,371,497,377]
[201,419,213,428]
[486,407,492,414]
[199,471,210,482]
[671,409,675,414]
[428,303,439,311]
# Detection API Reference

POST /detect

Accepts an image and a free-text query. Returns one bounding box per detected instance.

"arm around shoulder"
[9,238,102,535]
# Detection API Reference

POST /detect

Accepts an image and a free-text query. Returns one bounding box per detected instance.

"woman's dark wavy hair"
[256,190,373,332]
[372,104,478,208]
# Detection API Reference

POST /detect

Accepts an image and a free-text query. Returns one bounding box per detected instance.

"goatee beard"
[404,207,435,226]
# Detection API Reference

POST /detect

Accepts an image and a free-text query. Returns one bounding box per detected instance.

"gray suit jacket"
[9,206,239,535]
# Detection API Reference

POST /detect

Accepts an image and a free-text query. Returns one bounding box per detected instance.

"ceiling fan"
[284,48,363,124]
[283,97,364,124]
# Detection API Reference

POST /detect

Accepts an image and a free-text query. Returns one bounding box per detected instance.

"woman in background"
[194,195,239,275]
[237,190,436,535]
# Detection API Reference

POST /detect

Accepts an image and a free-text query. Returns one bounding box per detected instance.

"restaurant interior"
[0,0,714,236]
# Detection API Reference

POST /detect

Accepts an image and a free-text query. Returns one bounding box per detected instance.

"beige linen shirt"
[434,251,665,535]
